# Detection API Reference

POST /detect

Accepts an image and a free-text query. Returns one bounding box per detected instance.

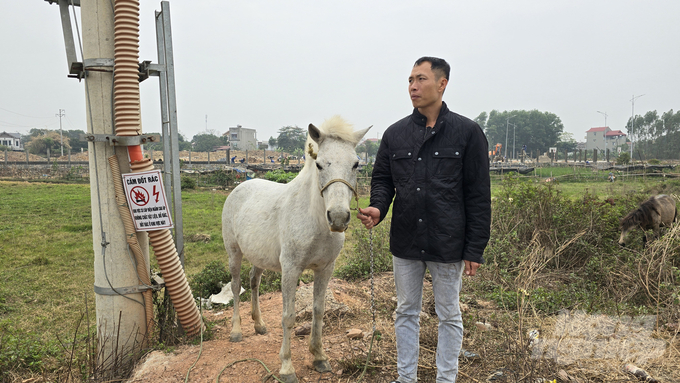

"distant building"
[584,127,626,151]
[606,130,627,150]
[225,125,257,150]
[0,132,23,151]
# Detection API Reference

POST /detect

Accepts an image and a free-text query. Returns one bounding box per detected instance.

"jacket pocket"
[390,149,414,181]
[432,148,462,177]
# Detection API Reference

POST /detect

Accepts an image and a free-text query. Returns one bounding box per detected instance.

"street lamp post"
[511,123,517,160]
[56,109,65,157]
[597,111,608,163]
[630,94,645,160]
[504,115,515,162]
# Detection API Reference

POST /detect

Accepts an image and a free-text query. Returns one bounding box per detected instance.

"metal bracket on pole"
[84,58,113,69]
[139,61,165,82]
[94,284,160,296]
[44,0,161,82]
[81,134,161,146]
[93,274,165,296]
[45,0,83,78]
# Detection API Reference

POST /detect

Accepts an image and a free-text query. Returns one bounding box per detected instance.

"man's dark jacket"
[369,102,491,264]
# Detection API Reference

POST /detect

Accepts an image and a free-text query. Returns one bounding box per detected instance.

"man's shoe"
[389,381,401,383]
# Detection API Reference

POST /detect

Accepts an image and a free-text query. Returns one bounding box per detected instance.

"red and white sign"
[122,169,173,231]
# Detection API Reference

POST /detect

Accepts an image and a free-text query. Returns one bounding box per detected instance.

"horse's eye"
[352,162,359,170]
[316,162,323,170]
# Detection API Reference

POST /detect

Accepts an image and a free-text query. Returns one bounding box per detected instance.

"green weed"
[335,216,392,281]
[181,175,197,189]
[263,169,297,183]
[0,327,59,379]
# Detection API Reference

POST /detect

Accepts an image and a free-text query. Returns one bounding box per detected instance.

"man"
[357,57,491,383]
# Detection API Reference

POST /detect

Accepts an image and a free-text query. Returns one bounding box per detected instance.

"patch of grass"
[61,223,93,232]
[0,182,95,349]
[490,166,670,200]
[0,293,14,315]
[0,325,60,379]
[173,188,229,277]
[31,255,50,266]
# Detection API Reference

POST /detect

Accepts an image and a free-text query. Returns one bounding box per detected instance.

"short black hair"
[414,56,450,80]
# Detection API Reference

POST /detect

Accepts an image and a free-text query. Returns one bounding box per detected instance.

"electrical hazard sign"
[121,169,173,231]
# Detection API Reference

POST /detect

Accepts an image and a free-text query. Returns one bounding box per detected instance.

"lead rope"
[356,225,376,383]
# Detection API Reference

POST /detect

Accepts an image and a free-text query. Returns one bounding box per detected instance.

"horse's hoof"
[254,325,267,335]
[313,360,332,373]
[229,333,242,342]
[279,373,299,383]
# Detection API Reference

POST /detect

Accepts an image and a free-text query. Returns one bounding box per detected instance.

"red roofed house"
[584,127,627,152]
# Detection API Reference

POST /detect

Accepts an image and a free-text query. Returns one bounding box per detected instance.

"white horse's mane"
[304,115,357,170]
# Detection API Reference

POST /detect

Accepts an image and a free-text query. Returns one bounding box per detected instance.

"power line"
[0,107,55,119]
[0,119,58,128]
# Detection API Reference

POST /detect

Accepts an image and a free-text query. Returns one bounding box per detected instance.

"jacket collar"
[411,102,450,127]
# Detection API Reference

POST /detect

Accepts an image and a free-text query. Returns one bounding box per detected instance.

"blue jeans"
[393,256,465,383]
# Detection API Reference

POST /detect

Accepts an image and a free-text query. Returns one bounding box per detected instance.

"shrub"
[335,216,393,281]
[209,170,234,187]
[63,165,85,181]
[264,169,297,184]
[616,152,631,165]
[189,260,230,299]
[481,175,666,313]
[181,175,196,189]
[647,158,660,165]
[360,163,373,177]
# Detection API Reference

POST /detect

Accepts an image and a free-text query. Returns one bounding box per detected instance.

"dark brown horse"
[619,194,677,246]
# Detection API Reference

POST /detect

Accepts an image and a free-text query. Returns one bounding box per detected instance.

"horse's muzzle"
[327,209,350,232]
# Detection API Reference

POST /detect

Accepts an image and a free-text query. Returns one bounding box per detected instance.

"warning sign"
[121,169,173,231]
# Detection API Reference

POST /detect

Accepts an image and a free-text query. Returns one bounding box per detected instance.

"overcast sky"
[2,1,679,145]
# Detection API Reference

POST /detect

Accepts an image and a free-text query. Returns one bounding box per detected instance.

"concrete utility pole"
[82,0,149,371]
[56,109,65,156]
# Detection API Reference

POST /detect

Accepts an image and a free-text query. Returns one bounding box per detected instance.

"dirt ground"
[127,270,680,383]
[129,277,384,383]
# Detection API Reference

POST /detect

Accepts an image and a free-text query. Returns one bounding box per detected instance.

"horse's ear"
[352,125,373,146]
[309,124,323,145]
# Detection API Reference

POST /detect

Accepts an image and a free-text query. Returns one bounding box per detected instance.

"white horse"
[222,116,370,383]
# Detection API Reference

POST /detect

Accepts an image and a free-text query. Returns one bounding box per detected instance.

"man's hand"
[357,207,380,229]
[464,260,481,276]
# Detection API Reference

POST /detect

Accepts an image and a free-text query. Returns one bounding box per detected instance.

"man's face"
[408,62,447,110]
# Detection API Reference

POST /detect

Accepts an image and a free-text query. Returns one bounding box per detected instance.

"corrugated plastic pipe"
[112,0,202,336]
[108,156,154,342]
[128,158,203,336]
